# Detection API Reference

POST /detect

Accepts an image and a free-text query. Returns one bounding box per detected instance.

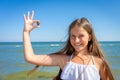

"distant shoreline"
[0,41,120,43]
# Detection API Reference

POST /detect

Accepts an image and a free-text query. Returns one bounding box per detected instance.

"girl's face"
[70,26,91,53]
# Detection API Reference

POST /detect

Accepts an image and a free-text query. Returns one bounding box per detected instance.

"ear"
[88,34,91,41]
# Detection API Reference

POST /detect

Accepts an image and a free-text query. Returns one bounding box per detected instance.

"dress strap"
[91,56,95,64]
[69,54,74,61]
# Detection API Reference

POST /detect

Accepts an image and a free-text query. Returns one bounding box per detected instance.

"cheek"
[70,38,75,48]
[70,38,73,45]
[84,37,89,41]
[81,37,89,44]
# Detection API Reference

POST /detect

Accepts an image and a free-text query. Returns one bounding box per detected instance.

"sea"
[0,41,120,80]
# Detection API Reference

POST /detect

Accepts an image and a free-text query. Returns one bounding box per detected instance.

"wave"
[50,44,60,47]
[15,45,21,47]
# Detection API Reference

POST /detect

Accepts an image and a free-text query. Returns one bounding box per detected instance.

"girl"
[23,11,114,80]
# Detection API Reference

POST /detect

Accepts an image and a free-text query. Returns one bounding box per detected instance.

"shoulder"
[93,56,103,70]
[49,53,70,60]
[93,56,107,79]
[49,53,70,68]
[93,56,113,80]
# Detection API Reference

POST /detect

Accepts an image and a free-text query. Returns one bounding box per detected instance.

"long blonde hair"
[30,18,114,80]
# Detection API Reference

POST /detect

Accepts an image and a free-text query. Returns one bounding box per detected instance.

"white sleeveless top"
[60,54,100,80]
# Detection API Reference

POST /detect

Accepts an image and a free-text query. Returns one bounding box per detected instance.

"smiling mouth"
[74,44,82,49]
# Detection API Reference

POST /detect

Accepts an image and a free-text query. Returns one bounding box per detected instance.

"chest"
[60,61,100,80]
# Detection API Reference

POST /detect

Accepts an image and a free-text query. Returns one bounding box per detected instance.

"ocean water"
[0,41,120,80]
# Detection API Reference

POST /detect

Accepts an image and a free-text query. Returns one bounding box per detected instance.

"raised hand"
[23,11,40,32]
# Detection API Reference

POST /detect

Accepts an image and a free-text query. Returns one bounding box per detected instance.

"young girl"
[23,11,114,80]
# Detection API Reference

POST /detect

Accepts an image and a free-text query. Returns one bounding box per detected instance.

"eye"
[70,35,75,39]
[79,34,84,38]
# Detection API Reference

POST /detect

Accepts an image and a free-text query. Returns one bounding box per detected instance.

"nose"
[75,37,80,43]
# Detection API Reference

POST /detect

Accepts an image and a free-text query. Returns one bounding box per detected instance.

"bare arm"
[23,11,68,67]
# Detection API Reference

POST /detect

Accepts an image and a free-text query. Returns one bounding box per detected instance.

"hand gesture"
[23,11,40,32]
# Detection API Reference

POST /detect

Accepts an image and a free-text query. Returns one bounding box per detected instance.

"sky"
[0,0,120,42]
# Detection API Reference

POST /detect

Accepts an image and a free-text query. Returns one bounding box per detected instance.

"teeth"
[75,44,81,46]
[75,45,80,48]
[74,44,81,50]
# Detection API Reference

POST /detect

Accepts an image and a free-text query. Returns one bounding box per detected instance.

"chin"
[75,49,81,53]
[75,47,84,53]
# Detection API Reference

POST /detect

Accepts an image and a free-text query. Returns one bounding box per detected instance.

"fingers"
[24,10,34,20]
[27,11,30,20]
[31,10,34,19]
[23,10,40,29]
[23,14,26,21]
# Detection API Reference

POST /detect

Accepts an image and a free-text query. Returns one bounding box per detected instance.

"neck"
[74,49,89,56]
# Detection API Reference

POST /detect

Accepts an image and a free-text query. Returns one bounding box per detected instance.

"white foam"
[50,44,60,46]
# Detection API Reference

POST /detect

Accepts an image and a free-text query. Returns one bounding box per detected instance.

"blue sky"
[0,0,120,42]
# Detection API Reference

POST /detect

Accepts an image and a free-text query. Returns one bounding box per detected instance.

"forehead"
[70,26,88,35]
